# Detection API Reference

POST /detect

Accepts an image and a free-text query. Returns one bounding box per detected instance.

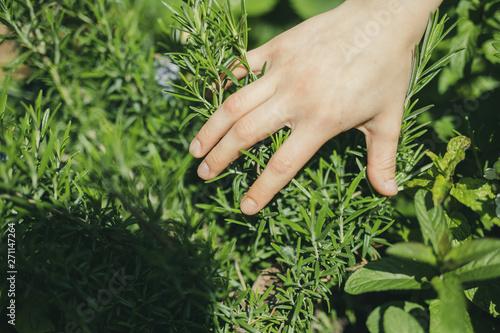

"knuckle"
[269,153,294,175]
[207,148,223,167]
[223,93,244,115]
[233,118,254,142]
[369,155,396,173]
[200,124,212,142]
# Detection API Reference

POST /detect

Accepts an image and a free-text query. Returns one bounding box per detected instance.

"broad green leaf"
[446,212,472,245]
[366,301,427,333]
[429,276,472,333]
[405,177,432,189]
[414,190,449,254]
[441,136,471,178]
[450,249,500,283]
[443,238,500,271]
[431,174,453,205]
[450,178,495,211]
[383,306,425,333]
[386,242,437,267]
[464,278,500,318]
[433,115,455,142]
[450,178,500,228]
[449,20,481,78]
[345,257,435,295]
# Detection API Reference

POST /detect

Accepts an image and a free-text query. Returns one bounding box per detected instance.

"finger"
[189,76,275,158]
[360,113,402,197]
[240,126,330,215]
[197,98,286,180]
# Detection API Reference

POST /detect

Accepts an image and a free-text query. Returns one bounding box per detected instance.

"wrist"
[349,0,443,46]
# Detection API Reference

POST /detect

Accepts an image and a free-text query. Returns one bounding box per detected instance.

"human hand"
[189,0,441,215]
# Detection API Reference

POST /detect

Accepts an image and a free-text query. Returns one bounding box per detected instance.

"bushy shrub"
[0,0,498,332]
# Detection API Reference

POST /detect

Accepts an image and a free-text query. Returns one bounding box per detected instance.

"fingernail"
[241,197,257,215]
[198,161,210,179]
[384,179,398,195]
[189,138,201,156]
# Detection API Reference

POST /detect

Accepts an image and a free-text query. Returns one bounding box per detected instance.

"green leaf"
[441,136,471,178]
[342,170,364,209]
[429,276,473,333]
[216,64,240,86]
[345,257,435,295]
[443,239,500,271]
[366,301,427,333]
[414,190,449,255]
[449,20,481,78]
[383,306,425,333]
[405,178,433,189]
[450,178,500,228]
[239,149,266,168]
[425,136,471,182]
[37,130,57,180]
[464,278,500,318]
[386,242,437,267]
[446,212,472,245]
[431,174,453,205]
[450,178,496,211]
[450,249,500,283]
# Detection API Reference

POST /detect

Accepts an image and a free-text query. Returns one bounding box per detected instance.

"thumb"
[359,116,401,197]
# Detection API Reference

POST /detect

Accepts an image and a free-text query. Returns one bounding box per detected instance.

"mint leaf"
[345,257,435,295]
[441,136,471,179]
[450,178,495,211]
[464,278,500,318]
[386,242,437,267]
[383,306,425,333]
[367,301,427,333]
[443,238,500,271]
[431,174,453,205]
[450,249,500,283]
[415,190,449,255]
[446,212,472,245]
[430,276,473,333]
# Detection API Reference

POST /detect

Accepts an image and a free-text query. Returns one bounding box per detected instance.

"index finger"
[240,126,331,215]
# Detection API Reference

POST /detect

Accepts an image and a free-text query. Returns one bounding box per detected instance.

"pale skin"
[189,0,443,215]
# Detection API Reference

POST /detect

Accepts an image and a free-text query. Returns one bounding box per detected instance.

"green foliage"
[167,1,461,331]
[0,0,498,332]
[0,0,225,332]
[437,0,500,97]
[345,189,500,331]
[407,135,500,228]
[494,33,500,59]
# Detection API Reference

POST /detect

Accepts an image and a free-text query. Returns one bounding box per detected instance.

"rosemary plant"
[166,0,458,331]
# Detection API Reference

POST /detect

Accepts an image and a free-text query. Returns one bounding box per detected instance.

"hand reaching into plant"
[189,0,443,215]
